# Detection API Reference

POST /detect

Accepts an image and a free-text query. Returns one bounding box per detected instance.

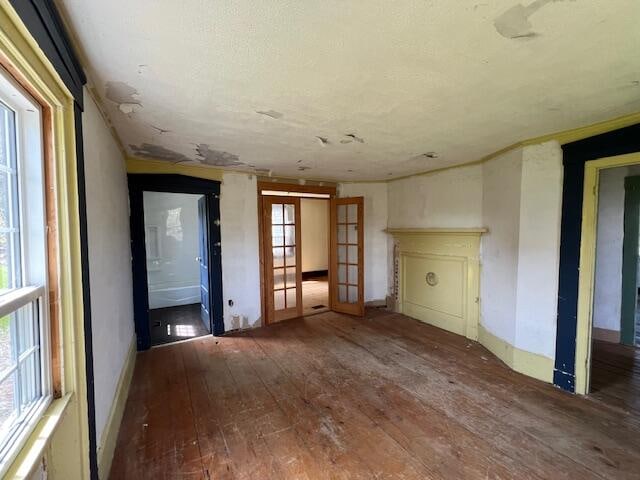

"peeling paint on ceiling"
[195,144,243,167]
[256,110,284,119]
[130,143,192,163]
[494,0,575,39]
[59,0,640,181]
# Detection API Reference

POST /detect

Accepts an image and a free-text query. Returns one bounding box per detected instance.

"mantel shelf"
[385,227,488,235]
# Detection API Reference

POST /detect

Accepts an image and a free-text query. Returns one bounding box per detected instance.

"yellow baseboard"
[478,324,554,384]
[97,338,137,479]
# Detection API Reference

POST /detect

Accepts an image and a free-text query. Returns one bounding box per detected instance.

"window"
[0,68,50,476]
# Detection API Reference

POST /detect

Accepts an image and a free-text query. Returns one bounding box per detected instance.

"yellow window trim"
[0,2,91,478]
[3,394,73,479]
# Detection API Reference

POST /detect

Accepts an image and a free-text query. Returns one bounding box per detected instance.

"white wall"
[143,192,202,309]
[83,89,135,446]
[514,142,563,358]
[480,148,523,346]
[385,141,563,361]
[300,199,328,272]
[220,172,261,329]
[339,183,389,302]
[592,165,640,332]
[387,165,483,229]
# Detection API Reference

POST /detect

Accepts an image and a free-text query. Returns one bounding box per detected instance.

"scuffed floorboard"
[109,310,640,479]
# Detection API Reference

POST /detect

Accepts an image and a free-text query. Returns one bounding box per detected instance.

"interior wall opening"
[300,198,329,316]
[589,162,640,408]
[143,191,210,346]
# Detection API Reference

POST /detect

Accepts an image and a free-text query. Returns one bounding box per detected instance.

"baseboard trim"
[364,299,387,308]
[97,337,137,479]
[592,327,620,343]
[478,324,554,384]
[302,270,328,280]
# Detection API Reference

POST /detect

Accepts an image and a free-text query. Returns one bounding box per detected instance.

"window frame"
[0,65,52,477]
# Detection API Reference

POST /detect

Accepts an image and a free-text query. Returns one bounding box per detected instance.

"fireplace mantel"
[386,227,487,341]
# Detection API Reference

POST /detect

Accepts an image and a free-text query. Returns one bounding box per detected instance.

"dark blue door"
[197,196,211,332]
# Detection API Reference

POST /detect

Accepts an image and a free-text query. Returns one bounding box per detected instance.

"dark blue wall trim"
[9,2,97,477]
[128,174,225,350]
[9,0,86,107]
[554,123,640,392]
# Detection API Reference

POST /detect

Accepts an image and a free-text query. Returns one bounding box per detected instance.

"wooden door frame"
[257,182,336,325]
[128,174,224,350]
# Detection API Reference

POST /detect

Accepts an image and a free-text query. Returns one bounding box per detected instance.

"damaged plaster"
[105,81,142,114]
[256,110,284,119]
[340,133,365,144]
[129,143,192,163]
[195,144,243,167]
[494,0,573,39]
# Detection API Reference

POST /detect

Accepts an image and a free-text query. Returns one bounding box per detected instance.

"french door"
[263,196,303,323]
[330,197,364,316]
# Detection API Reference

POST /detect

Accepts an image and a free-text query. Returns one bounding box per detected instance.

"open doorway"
[144,192,210,345]
[258,182,365,325]
[300,198,330,315]
[128,174,224,350]
[588,162,640,407]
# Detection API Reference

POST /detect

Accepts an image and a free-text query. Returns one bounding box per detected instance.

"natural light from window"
[0,67,51,476]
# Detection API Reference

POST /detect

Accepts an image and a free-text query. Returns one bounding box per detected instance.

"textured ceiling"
[58,0,640,181]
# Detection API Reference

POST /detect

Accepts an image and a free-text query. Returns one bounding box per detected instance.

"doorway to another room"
[258,182,365,325]
[144,192,210,345]
[301,198,330,315]
[586,159,640,409]
[128,174,224,350]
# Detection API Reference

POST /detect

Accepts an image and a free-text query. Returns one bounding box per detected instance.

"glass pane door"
[264,196,302,323]
[330,197,364,316]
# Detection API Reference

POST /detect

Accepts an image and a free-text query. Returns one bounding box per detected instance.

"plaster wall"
[220,172,262,330]
[83,89,135,446]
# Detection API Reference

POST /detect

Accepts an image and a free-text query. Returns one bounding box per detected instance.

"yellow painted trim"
[521,111,640,147]
[126,156,225,181]
[478,325,554,384]
[0,2,91,477]
[3,394,73,479]
[385,227,488,235]
[97,339,137,479]
[575,151,640,394]
[390,229,482,341]
[386,112,640,184]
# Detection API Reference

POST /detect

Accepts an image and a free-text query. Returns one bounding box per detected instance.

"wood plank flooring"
[590,339,640,415]
[109,309,640,479]
[302,274,329,316]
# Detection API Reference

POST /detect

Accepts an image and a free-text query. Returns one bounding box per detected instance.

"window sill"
[3,393,73,479]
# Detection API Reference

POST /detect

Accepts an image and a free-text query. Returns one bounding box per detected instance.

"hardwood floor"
[109,309,640,479]
[590,339,640,415]
[302,274,329,316]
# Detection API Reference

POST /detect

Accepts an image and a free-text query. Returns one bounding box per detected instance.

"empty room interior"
[0,1,639,479]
